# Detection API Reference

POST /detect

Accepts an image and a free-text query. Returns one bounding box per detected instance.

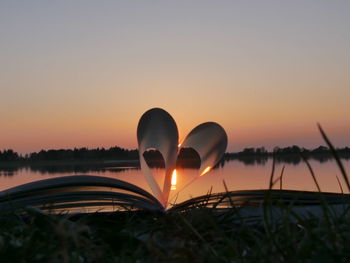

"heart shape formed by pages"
[137,108,228,208]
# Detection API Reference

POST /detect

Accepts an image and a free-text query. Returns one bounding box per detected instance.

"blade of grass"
[300,153,322,193]
[264,154,276,217]
[222,180,234,207]
[218,181,247,226]
[336,175,344,194]
[272,176,281,189]
[203,187,213,208]
[299,151,337,224]
[318,124,350,192]
[271,166,285,190]
[280,166,285,190]
[268,154,276,190]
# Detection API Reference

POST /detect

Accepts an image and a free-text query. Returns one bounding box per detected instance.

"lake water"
[1,159,350,205]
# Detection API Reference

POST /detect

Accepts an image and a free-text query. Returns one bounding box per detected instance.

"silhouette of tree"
[1,145,350,167]
[0,149,20,162]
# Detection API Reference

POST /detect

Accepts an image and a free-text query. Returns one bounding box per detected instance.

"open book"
[1,174,350,214]
[0,108,229,213]
[2,108,348,213]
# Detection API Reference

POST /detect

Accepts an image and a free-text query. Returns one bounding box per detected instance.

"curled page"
[137,108,179,207]
[180,122,228,177]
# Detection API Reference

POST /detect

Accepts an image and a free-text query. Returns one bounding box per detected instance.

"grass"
[2,204,350,263]
[1,125,350,262]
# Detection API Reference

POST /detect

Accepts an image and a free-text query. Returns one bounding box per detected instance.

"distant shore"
[0,159,139,167]
[1,145,350,171]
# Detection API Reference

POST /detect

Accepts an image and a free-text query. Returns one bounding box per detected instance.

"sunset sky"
[1,1,350,154]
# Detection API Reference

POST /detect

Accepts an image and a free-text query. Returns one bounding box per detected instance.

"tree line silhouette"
[224,145,350,165]
[0,147,138,162]
[1,145,350,165]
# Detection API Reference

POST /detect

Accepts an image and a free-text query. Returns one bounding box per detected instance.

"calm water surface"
[1,160,349,204]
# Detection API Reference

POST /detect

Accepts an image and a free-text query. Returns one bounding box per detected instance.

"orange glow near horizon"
[2,112,350,154]
[2,2,350,153]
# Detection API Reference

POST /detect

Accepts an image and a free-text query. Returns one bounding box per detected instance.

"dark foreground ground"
[1,203,350,263]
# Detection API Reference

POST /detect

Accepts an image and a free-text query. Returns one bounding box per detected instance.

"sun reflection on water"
[171,169,177,190]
